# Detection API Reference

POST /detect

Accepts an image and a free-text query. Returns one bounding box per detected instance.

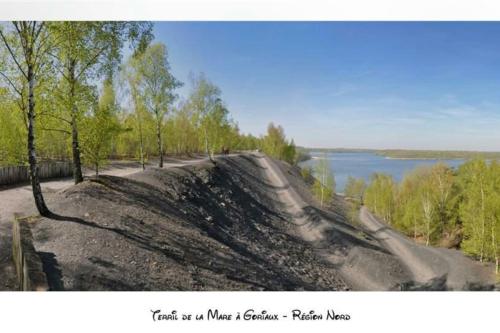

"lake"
[299,152,465,193]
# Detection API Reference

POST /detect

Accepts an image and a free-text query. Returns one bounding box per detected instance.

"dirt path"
[254,153,495,290]
[255,153,331,241]
[359,207,437,283]
[0,157,207,290]
[359,206,495,289]
[254,153,404,290]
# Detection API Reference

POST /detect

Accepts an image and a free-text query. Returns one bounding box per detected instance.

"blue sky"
[152,22,500,151]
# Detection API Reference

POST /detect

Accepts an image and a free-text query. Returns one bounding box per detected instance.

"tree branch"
[39,112,71,124]
[40,127,71,135]
[0,70,23,96]
[45,51,70,81]
[0,28,28,80]
[76,44,108,80]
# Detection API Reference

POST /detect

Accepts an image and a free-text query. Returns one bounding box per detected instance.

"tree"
[121,54,148,169]
[186,73,223,163]
[48,21,153,183]
[364,173,396,224]
[282,139,297,165]
[168,102,201,155]
[261,122,296,164]
[430,163,457,239]
[457,159,499,270]
[344,176,366,203]
[0,21,54,216]
[418,169,437,246]
[134,43,181,168]
[81,79,121,176]
[202,100,235,157]
[397,170,424,240]
[0,87,26,165]
[312,153,335,207]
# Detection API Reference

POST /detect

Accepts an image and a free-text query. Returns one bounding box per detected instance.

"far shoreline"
[301,147,500,160]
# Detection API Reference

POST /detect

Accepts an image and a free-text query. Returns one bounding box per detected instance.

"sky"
[152,22,500,151]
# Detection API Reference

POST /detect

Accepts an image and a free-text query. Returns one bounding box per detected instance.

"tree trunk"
[156,112,163,168]
[320,186,324,208]
[320,163,325,207]
[480,183,485,262]
[204,127,214,163]
[492,222,498,275]
[139,138,145,170]
[69,68,84,184]
[135,97,145,170]
[27,65,50,217]
[413,216,417,241]
[426,220,430,246]
[71,111,84,183]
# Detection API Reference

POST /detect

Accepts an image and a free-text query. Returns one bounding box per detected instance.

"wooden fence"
[0,161,73,186]
[12,216,49,291]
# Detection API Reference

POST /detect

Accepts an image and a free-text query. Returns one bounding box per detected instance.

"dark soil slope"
[31,155,358,290]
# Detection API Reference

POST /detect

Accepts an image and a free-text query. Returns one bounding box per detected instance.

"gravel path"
[255,153,495,290]
[359,206,495,290]
[254,153,411,290]
[0,158,206,290]
[25,154,349,290]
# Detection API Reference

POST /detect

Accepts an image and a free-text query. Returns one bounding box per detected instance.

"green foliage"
[344,176,366,203]
[457,160,499,271]
[362,159,499,272]
[81,80,121,175]
[367,164,458,245]
[0,22,298,173]
[300,165,313,181]
[364,173,396,224]
[344,176,365,224]
[311,154,335,207]
[0,89,26,165]
[261,123,297,164]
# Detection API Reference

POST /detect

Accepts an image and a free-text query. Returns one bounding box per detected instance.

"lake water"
[299,152,465,193]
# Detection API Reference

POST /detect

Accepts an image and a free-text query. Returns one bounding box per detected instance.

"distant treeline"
[345,159,499,274]
[299,147,375,154]
[300,147,500,160]
[376,149,500,160]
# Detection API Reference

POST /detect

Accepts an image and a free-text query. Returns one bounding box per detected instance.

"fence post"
[12,215,49,291]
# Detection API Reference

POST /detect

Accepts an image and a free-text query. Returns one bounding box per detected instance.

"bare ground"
[26,155,351,290]
[0,158,204,291]
[1,153,496,290]
[259,154,496,290]
[358,207,495,290]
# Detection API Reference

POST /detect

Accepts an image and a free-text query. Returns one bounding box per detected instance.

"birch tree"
[312,154,335,207]
[81,79,121,176]
[458,160,488,261]
[0,21,54,216]
[186,73,222,163]
[48,22,153,183]
[344,176,366,203]
[121,54,148,169]
[134,43,181,168]
[364,173,396,224]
